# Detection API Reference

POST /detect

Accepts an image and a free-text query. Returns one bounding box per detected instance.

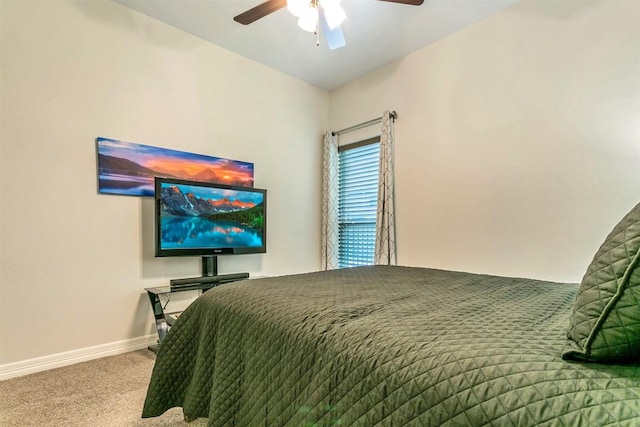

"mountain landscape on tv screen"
[161,185,263,227]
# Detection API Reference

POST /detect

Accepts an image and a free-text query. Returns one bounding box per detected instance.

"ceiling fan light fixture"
[287,0,308,17]
[297,6,319,32]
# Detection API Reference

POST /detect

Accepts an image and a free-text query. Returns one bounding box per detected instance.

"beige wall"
[0,0,328,367]
[330,0,640,282]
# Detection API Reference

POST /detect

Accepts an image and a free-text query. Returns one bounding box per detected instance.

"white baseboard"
[0,334,158,381]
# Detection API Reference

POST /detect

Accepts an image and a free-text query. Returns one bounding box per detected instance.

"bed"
[142,204,640,426]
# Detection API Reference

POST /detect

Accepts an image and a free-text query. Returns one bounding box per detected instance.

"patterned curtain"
[321,131,339,270]
[374,111,397,265]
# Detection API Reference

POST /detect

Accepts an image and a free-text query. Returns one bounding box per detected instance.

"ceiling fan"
[233,0,424,50]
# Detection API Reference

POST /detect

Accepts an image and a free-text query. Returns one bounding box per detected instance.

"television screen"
[155,177,266,257]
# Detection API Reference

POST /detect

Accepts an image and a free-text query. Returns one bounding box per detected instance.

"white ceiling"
[114,0,520,91]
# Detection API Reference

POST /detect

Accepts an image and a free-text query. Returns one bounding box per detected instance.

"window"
[338,138,380,268]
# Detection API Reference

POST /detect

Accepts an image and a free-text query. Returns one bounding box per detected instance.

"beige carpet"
[0,349,207,427]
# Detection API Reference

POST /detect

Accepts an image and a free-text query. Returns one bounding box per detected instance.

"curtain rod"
[332,110,397,136]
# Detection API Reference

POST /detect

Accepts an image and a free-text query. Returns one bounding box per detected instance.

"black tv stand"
[168,255,249,289]
[146,271,249,352]
[169,272,250,289]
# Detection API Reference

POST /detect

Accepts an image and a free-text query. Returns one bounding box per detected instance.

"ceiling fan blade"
[320,11,346,50]
[233,0,287,25]
[376,0,424,5]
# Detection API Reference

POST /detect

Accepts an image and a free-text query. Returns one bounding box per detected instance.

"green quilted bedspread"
[142,266,640,426]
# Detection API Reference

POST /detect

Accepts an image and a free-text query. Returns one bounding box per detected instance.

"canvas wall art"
[96,137,254,196]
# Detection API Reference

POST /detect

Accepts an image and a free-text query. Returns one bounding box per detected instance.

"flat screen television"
[155,177,266,284]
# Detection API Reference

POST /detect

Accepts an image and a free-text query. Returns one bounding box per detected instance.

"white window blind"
[338,141,380,268]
